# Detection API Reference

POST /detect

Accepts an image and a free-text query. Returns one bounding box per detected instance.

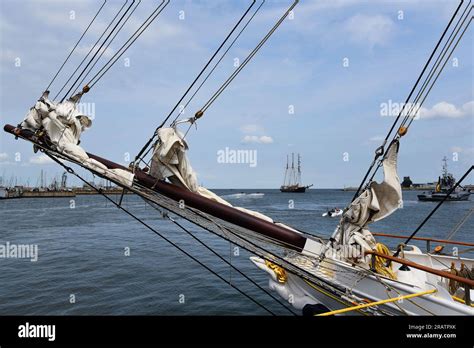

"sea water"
[0,190,472,315]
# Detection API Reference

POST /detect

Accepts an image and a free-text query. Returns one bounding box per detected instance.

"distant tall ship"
[417,157,470,202]
[280,153,313,193]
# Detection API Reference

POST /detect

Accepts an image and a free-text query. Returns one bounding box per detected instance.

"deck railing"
[372,232,474,253]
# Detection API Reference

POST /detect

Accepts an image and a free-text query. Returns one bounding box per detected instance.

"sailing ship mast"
[291,153,295,185]
[283,155,289,187]
[297,154,302,185]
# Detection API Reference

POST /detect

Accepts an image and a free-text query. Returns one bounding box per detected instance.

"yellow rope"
[316,289,437,316]
[303,280,369,316]
[373,243,397,280]
[452,295,474,307]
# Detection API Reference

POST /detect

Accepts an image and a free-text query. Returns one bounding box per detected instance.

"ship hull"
[417,191,470,201]
[252,249,474,316]
[280,186,307,193]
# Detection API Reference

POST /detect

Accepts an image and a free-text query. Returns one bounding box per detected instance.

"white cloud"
[259,136,274,144]
[240,125,273,143]
[344,14,395,46]
[369,135,384,142]
[451,146,463,153]
[29,154,54,165]
[27,0,102,34]
[450,146,474,155]
[0,153,8,162]
[420,101,473,119]
[242,135,274,144]
[240,124,263,134]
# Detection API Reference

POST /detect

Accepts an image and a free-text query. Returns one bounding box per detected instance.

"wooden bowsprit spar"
[10,123,473,316]
[5,0,347,316]
[8,133,280,316]
[4,125,360,316]
[11,1,473,316]
[3,124,312,254]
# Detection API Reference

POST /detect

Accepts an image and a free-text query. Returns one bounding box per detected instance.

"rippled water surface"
[0,189,472,315]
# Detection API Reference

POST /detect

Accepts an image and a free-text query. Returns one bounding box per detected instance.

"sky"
[0,0,472,189]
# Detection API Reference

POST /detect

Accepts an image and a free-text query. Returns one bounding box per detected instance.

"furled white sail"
[149,127,199,191]
[20,92,134,186]
[21,91,92,161]
[337,140,402,259]
[149,127,299,231]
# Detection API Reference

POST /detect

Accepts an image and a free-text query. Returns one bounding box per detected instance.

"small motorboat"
[322,208,343,217]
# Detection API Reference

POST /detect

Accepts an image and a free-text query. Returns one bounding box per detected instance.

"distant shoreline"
[1,186,472,199]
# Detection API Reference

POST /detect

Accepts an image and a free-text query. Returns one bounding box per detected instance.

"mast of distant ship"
[283,155,289,187]
[297,154,301,186]
[442,156,448,177]
[291,153,295,186]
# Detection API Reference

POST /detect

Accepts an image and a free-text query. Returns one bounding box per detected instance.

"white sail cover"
[337,140,402,257]
[21,91,92,161]
[149,127,299,231]
[149,128,199,191]
[20,92,134,187]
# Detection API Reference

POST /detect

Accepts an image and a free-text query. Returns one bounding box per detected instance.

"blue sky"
[0,0,472,188]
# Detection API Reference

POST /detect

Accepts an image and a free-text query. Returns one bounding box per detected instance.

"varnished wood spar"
[4,124,308,252]
[372,232,474,247]
[135,168,308,252]
[365,250,474,287]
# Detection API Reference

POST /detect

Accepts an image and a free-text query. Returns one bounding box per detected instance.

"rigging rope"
[43,151,277,316]
[21,127,463,315]
[12,0,450,314]
[398,3,472,128]
[45,0,107,93]
[373,243,397,280]
[351,0,466,202]
[198,0,298,114]
[72,0,142,96]
[134,0,296,182]
[393,165,473,259]
[144,199,298,315]
[86,0,169,89]
[133,0,258,165]
[20,131,389,315]
[170,0,266,126]
[403,15,473,131]
[151,1,298,188]
[61,0,137,102]
[53,0,129,101]
[445,207,474,242]
[363,9,472,197]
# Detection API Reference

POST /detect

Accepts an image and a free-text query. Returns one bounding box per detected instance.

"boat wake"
[222,193,265,199]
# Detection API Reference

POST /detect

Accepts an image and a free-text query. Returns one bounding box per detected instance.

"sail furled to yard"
[19,92,134,187]
[337,140,402,257]
[149,127,300,231]
[150,128,199,191]
[21,91,92,162]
